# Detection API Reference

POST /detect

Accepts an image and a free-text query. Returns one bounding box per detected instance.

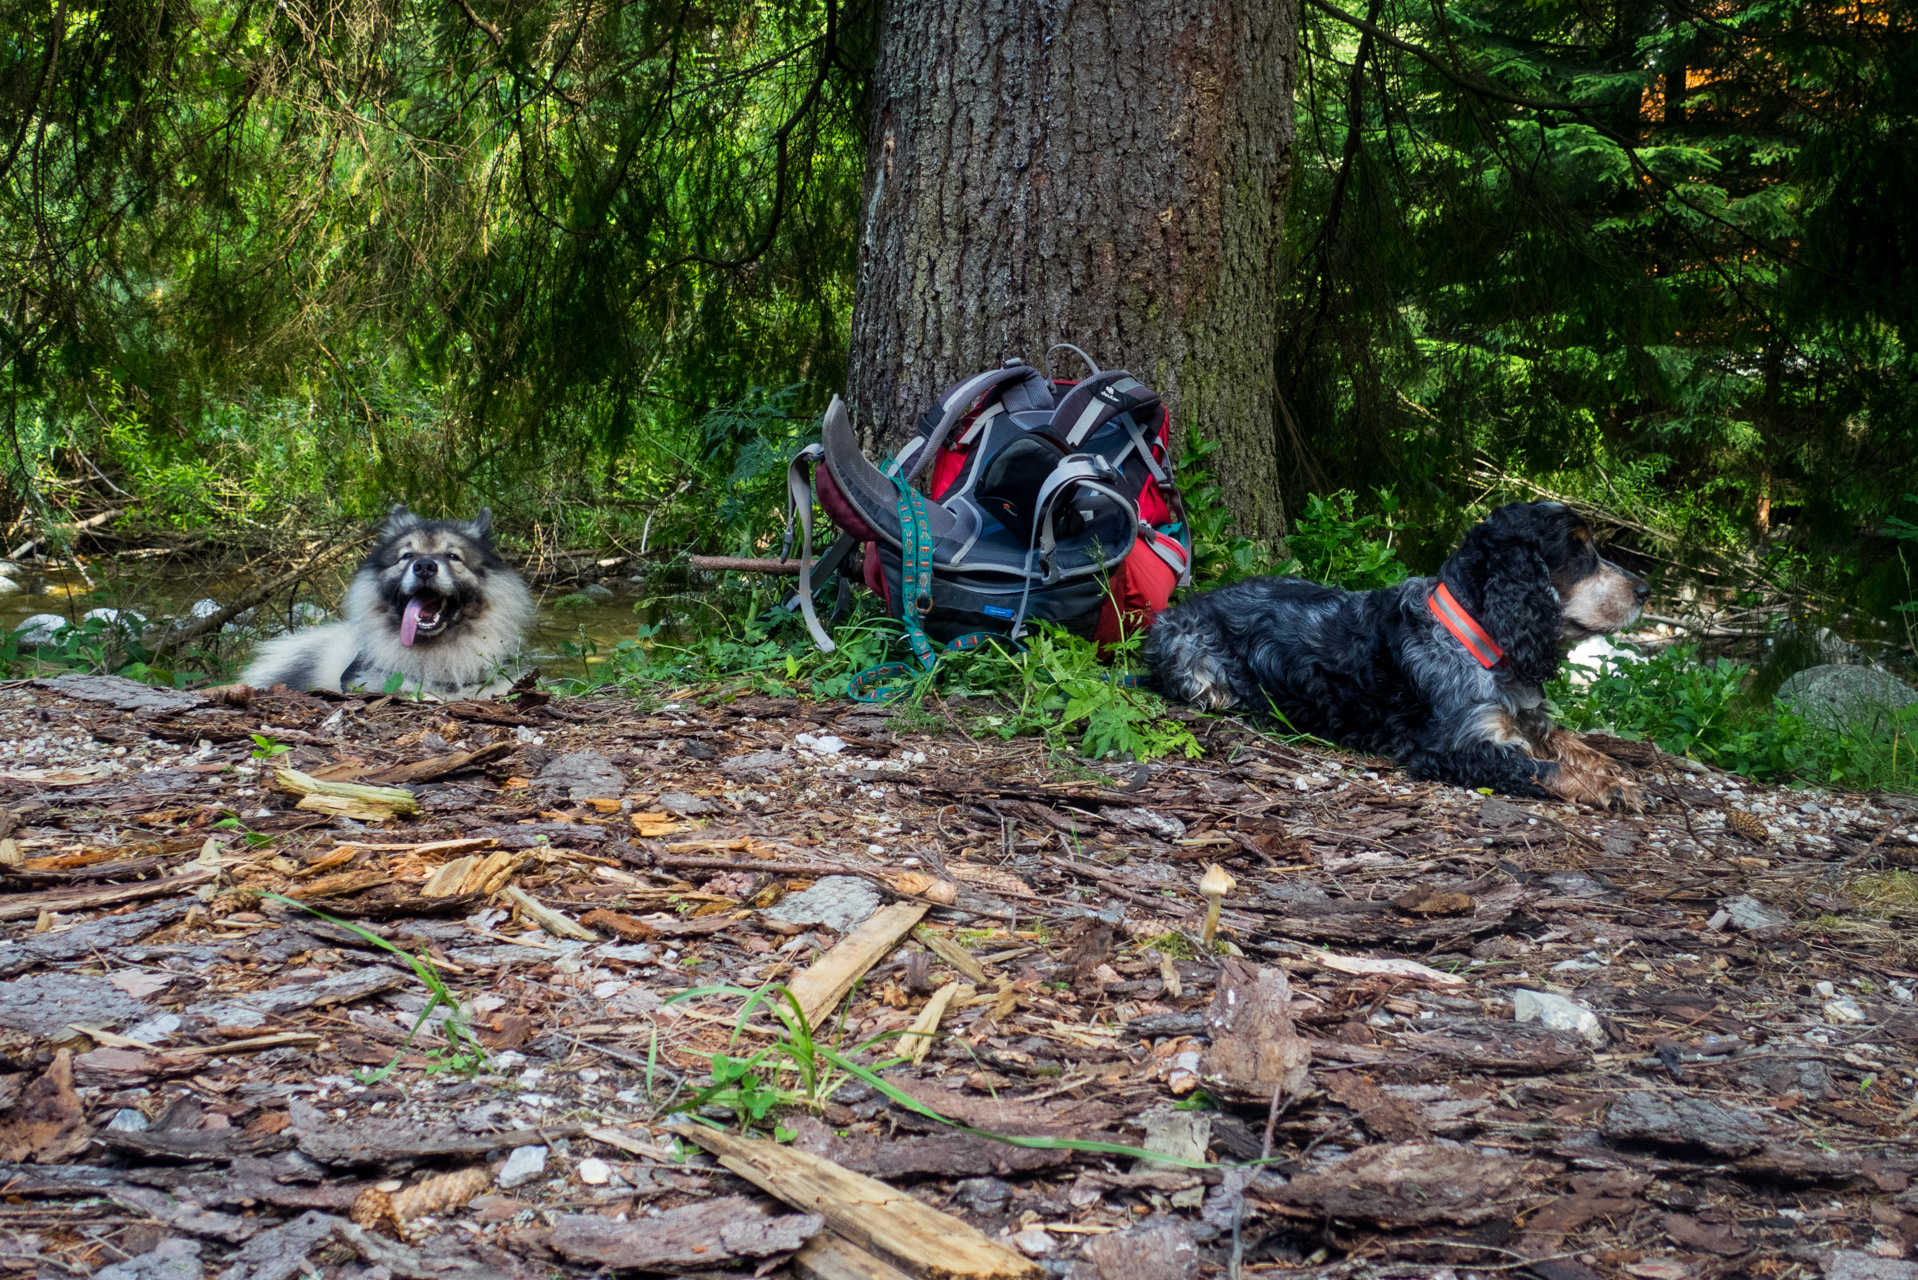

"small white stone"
[1010,1228,1055,1258]
[576,1158,612,1186]
[1513,989,1606,1046]
[497,1145,548,1189]
[1815,980,1837,998]
[1824,995,1867,1025]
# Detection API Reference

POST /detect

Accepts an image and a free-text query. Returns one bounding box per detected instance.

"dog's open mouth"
[400,593,457,646]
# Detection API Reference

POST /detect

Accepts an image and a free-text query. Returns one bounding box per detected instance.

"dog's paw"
[1603,779,1651,814]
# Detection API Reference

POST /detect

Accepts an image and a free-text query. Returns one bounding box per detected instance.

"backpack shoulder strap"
[1051,370,1162,448]
[784,443,837,653]
[904,362,1053,482]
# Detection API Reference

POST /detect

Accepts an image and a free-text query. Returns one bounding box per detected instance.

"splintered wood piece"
[420,856,476,898]
[918,929,986,982]
[905,981,960,1066]
[674,1124,1041,1280]
[463,850,518,895]
[787,901,929,1028]
[795,1233,915,1280]
[500,886,596,941]
[276,768,420,820]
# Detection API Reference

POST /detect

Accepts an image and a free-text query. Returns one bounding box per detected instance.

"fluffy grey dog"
[242,507,535,696]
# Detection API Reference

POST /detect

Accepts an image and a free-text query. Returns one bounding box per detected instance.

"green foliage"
[248,734,292,760]
[1283,0,1918,608]
[969,627,1200,763]
[1279,490,1411,592]
[1551,644,1917,791]
[1178,431,1274,586]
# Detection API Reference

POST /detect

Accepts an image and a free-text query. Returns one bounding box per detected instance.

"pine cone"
[349,1187,402,1239]
[1725,809,1770,844]
[390,1165,492,1222]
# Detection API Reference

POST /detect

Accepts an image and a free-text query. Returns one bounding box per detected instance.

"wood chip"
[674,1124,1041,1280]
[919,929,987,983]
[905,982,960,1066]
[787,901,929,1029]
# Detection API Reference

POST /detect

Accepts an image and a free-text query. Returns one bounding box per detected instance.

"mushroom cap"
[1198,863,1236,897]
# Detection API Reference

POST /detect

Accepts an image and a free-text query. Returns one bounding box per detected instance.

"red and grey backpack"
[784,348,1191,693]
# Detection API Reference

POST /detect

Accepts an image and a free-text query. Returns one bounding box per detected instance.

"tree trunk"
[846,0,1299,541]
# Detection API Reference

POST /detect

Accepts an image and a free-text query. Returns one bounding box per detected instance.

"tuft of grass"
[1848,871,1918,915]
[266,893,489,1080]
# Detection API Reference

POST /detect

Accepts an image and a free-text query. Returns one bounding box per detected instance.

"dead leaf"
[0,1050,88,1162]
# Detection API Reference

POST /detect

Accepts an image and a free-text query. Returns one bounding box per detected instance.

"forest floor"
[0,674,1915,1280]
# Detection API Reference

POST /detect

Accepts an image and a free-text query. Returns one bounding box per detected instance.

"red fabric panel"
[929,445,968,501]
[816,465,885,544]
[1095,534,1181,647]
[862,541,890,610]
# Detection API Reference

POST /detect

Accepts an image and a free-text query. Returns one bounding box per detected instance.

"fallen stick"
[688,555,803,575]
[0,867,216,921]
[8,508,126,561]
[149,531,362,660]
[674,1124,1041,1280]
[785,900,928,1028]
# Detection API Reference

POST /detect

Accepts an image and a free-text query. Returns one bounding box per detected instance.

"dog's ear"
[383,505,422,537]
[1441,505,1562,684]
[468,508,493,541]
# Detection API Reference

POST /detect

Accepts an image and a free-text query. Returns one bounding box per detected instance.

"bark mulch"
[0,671,1914,1280]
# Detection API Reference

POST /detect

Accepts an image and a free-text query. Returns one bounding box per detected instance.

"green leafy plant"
[1278,490,1410,592]
[249,734,293,760]
[265,894,489,1080]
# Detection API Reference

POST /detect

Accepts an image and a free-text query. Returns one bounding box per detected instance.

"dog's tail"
[1142,605,1242,711]
[240,621,360,692]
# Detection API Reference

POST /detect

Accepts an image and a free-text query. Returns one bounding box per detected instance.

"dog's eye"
[447,553,462,563]
[398,551,415,560]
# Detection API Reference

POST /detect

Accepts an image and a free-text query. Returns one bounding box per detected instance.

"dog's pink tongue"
[400,596,423,647]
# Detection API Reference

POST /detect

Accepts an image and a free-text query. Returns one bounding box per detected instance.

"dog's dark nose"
[1633,580,1649,604]
[413,559,438,579]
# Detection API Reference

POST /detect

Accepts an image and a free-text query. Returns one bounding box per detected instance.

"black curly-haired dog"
[1146,501,1651,809]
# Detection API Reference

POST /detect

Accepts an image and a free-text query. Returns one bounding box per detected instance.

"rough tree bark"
[846,0,1299,540]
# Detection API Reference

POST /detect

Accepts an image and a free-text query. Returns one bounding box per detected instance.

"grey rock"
[31,673,203,714]
[0,973,154,1037]
[1719,894,1790,931]
[0,578,20,598]
[97,1240,204,1280]
[189,598,225,619]
[723,749,797,777]
[12,612,69,646]
[658,792,718,816]
[1109,808,1187,840]
[497,1144,548,1189]
[580,583,615,601]
[288,602,330,627]
[1602,1091,1768,1155]
[109,1107,152,1132]
[535,750,624,800]
[1778,664,1917,734]
[763,875,882,934]
[1820,1252,1918,1280]
[952,1176,1013,1213]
